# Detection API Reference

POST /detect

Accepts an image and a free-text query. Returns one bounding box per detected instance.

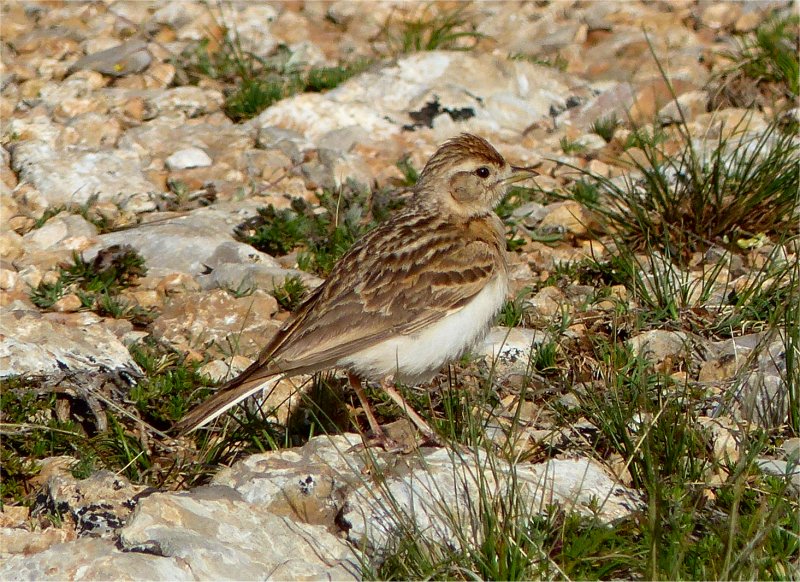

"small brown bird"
[175,133,532,443]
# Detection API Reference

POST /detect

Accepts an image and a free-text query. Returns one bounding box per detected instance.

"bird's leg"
[380,379,443,446]
[347,372,388,440]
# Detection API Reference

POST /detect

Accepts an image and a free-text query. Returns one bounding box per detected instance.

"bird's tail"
[173,367,282,435]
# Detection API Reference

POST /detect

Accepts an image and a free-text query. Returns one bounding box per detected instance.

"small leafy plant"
[30,246,150,324]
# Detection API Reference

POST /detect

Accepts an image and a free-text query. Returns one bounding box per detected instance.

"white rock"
[0,537,193,581]
[344,450,642,554]
[10,142,159,209]
[0,307,142,379]
[23,213,98,250]
[119,487,359,580]
[165,147,212,170]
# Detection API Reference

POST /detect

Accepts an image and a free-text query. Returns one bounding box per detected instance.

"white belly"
[339,276,508,384]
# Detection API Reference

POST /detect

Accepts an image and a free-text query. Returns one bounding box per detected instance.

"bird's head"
[415,133,534,217]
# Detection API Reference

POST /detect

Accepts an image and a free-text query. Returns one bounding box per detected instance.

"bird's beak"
[503,165,539,184]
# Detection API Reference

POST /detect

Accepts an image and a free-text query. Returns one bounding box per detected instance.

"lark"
[175,133,532,444]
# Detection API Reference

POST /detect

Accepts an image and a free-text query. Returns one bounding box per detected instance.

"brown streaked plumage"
[175,133,532,442]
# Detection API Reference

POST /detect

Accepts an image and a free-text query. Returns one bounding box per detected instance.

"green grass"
[718,14,799,103]
[357,339,799,580]
[590,113,620,143]
[305,59,372,92]
[509,52,569,71]
[31,195,113,233]
[175,27,373,122]
[559,136,587,155]
[390,4,484,53]
[238,182,404,277]
[7,25,799,580]
[578,116,798,262]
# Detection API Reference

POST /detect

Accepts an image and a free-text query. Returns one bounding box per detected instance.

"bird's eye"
[475,166,490,179]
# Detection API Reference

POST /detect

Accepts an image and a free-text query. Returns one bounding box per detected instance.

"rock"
[478,326,553,379]
[734,11,762,33]
[67,39,152,77]
[252,51,587,144]
[119,486,359,580]
[145,86,225,118]
[782,438,800,462]
[10,142,159,210]
[198,261,321,294]
[87,204,272,280]
[627,330,691,365]
[34,470,148,537]
[212,434,363,522]
[51,293,83,313]
[657,90,709,125]
[120,119,253,167]
[575,132,608,151]
[0,307,141,380]
[0,526,73,556]
[701,3,741,29]
[710,335,790,428]
[151,289,280,359]
[0,268,19,291]
[537,200,595,236]
[343,449,642,556]
[0,537,193,580]
[736,370,787,428]
[23,213,98,250]
[197,356,252,383]
[698,416,739,464]
[252,92,399,145]
[165,147,213,170]
[529,286,568,317]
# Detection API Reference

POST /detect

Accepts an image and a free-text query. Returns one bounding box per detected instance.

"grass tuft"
[590,113,620,143]
[578,116,798,263]
[392,4,484,53]
[713,14,799,108]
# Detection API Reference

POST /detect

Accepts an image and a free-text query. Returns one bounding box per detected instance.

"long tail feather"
[174,372,282,434]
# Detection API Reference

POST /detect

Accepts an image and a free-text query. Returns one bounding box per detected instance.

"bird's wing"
[270,215,506,370]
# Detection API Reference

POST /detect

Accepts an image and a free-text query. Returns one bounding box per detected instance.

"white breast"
[339,275,508,384]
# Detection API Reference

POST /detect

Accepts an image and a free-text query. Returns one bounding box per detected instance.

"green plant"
[533,340,559,373]
[271,275,307,312]
[29,246,149,321]
[590,113,620,142]
[722,15,799,99]
[395,155,419,187]
[498,294,527,328]
[31,195,112,232]
[29,278,66,309]
[509,52,569,71]
[176,23,370,122]
[560,136,586,155]
[623,125,669,150]
[585,116,798,261]
[0,381,87,503]
[225,77,288,122]
[306,59,371,92]
[239,183,403,277]
[571,179,599,205]
[393,4,484,53]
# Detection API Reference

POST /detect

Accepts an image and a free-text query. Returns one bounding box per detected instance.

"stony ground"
[1,1,798,579]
